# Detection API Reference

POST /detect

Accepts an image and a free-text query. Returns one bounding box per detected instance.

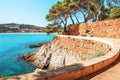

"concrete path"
[78,39,120,80]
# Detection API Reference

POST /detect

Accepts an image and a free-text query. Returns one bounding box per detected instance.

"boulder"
[33,41,66,69]
[21,41,66,70]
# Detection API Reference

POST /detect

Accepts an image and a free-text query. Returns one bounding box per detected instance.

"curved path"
[78,39,120,80]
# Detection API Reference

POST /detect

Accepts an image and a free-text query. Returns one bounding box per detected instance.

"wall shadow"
[33,63,83,79]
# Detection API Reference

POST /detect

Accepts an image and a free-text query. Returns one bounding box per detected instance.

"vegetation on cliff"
[91,51,105,59]
[46,24,63,34]
[46,0,120,32]
[109,7,120,19]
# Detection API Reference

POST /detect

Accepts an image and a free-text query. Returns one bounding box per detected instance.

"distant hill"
[0,23,46,33]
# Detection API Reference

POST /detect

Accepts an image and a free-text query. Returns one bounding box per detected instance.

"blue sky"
[0,0,61,26]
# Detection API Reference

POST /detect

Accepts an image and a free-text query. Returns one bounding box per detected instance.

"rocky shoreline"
[21,41,67,70]
[28,42,49,48]
[20,36,111,71]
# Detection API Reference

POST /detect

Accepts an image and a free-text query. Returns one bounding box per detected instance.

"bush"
[45,23,62,34]
[92,51,104,58]
[109,7,120,19]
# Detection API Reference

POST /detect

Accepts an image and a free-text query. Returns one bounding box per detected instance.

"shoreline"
[0,32,57,35]
[0,32,47,34]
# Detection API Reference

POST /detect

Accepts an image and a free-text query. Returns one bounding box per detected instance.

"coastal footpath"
[1,35,120,80]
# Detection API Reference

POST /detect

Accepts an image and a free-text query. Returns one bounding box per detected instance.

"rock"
[28,42,49,48]
[35,68,48,73]
[48,45,65,70]
[20,51,37,63]
[21,41,66,70]
[33,41,66,70]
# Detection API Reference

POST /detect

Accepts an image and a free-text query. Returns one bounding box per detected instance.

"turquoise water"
[0,33,55,77]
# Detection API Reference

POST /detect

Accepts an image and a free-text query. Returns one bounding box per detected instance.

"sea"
[0,33,56,77]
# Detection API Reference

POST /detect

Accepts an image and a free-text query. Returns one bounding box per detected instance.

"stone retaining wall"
[54,36,111,61]
[2,35,120,80]
[67,19,120,39]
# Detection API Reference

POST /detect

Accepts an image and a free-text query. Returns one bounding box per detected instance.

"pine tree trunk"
[64,18,67,33]
[74,14,80,24]
[97,0,104,21]
[70,15,75,24]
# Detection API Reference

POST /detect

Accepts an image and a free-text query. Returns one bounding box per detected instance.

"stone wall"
[54,36,111,61]
[67,19,120,39]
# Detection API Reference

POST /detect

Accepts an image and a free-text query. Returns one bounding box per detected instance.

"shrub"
[109,7,120,19]
[92,51,104,58]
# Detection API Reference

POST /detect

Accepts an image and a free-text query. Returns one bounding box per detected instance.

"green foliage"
[46,0,120,33]
[92,51,104,58]
[0,73,6,78]
[46,24,62,34]
[109,7,120,19]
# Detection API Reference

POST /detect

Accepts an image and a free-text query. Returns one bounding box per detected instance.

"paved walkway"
[78,39,120,80]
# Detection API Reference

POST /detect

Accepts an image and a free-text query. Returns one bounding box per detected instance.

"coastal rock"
[48,45,65,70]
[33,41,66,70]
[21,41,67,70]
[28,42,49,48]
[20,51,37,63]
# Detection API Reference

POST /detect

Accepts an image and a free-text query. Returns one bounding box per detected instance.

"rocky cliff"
[67,19,120,38]
[21,36,111,70]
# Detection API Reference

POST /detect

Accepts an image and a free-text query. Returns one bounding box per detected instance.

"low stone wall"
[2,35,120,80]
[67,19,120,39]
